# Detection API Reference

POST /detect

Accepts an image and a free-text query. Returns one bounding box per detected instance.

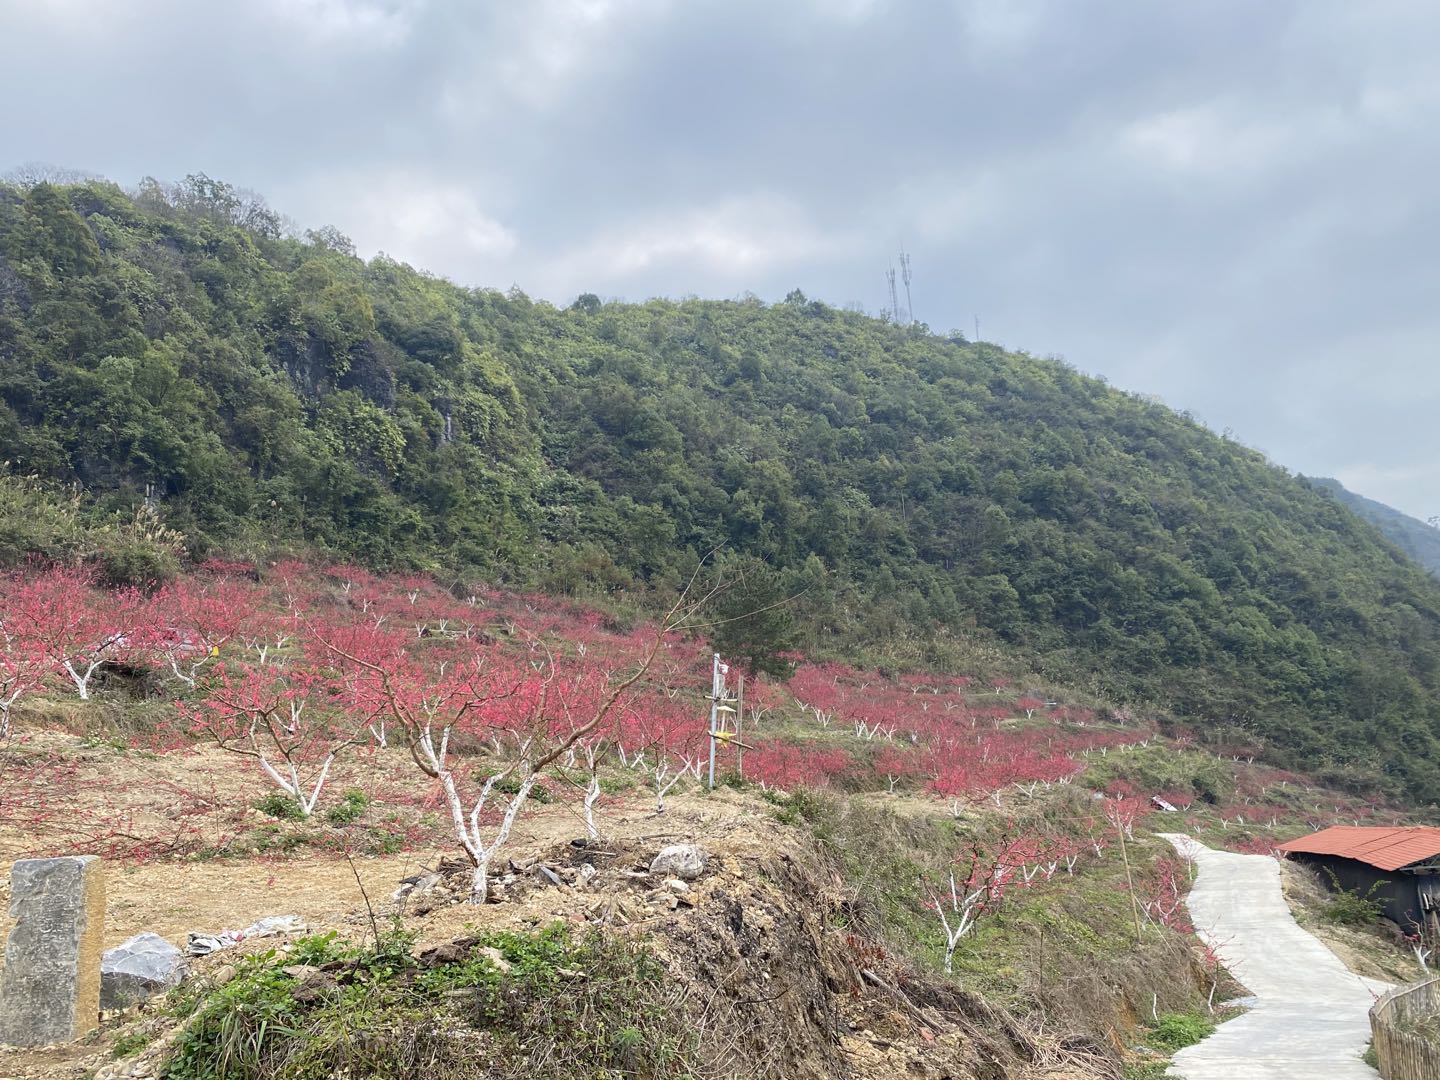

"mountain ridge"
[3,174,1440,800]
[1306,475,1440,577]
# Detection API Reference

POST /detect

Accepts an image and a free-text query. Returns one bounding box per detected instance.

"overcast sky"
[2,0,1437,520]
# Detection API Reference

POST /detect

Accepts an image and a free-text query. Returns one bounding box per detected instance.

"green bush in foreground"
[162,923,698,1080]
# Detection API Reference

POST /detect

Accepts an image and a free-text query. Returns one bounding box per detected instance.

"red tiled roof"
[1277,826,1440,872]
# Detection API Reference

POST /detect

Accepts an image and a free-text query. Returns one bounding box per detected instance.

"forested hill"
[1306,477,1440,577]
[5,175,1440,801]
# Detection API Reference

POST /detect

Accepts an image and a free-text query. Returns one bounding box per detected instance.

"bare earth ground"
[0,732,783,1078]
[3,732,1093,1080]
[0,728,1126,1080]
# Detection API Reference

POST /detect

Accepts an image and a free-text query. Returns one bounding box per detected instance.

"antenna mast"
[886,264,901,324]
[899,248,913,326]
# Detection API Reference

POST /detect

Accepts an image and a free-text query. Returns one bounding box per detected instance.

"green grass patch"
[1145,1010,1214,1053]
[160,922,698,1079]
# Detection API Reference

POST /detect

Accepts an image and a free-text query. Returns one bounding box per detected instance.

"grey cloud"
[2,0,1437,518]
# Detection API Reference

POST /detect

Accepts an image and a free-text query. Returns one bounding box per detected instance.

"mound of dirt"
[371,822,1106,1079]
[0,777,1116,1079]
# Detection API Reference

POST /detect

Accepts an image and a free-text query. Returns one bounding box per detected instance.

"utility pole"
[736,674,745,778]
[707,653,722,790]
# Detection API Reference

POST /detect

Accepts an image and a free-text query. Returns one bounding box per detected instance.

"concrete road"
[1158,834,1391,1080]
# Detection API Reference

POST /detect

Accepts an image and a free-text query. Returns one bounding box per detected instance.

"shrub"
[254,793,305,821]
[1321,872,1388,927]
[325,789,370,825]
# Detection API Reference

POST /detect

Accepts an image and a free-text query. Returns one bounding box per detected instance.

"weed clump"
[1146,1010,1214,1052]
[253,793,304,821]
[324,789,370,825]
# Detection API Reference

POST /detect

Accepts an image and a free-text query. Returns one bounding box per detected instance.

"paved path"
[1159,835,1390,1080]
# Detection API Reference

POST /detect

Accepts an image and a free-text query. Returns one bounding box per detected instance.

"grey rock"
[649,844,709,880]
[102,932,187,1009]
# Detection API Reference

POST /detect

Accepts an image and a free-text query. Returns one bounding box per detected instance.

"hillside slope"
[4,175,1440,799]
[1307,476,1440,576]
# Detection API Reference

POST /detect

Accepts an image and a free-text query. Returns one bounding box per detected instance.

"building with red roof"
[1278,826,1440,930]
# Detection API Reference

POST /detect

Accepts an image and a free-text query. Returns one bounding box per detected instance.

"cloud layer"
[2,0,1435,518]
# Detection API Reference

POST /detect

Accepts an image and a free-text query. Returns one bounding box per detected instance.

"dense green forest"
[4,174,1440,801]
[1306,476,1440,577]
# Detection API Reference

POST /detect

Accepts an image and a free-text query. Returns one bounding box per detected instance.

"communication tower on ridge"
[884,249,916,325]
[899,248,914,326]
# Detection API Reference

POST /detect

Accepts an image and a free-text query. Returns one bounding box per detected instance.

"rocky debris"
[649,843,709,880]
[186,915,306,956]
[101,932,188,1010]
[96,1059,156,1080]
[391,871,443,902]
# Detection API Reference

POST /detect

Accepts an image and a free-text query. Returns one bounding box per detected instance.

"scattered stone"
[663,878,690,894]
[101,933,187,1010]
[422,942,470,966]
[392,872,443,901]
[535,865,564,887]
[212,965,237,986]
[577,864,597,889]
[288,968,337,1004]
[477,946,512,973]
[649,844,709,880]
[0,855,106,1047]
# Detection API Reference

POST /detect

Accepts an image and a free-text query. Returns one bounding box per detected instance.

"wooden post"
[1117,824,1143,945]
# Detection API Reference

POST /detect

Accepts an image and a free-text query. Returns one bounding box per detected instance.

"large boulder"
[101,932,187,1009]
[649,844,709,880]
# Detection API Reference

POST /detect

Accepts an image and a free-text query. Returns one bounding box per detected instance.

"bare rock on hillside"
[649,843,709,880]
